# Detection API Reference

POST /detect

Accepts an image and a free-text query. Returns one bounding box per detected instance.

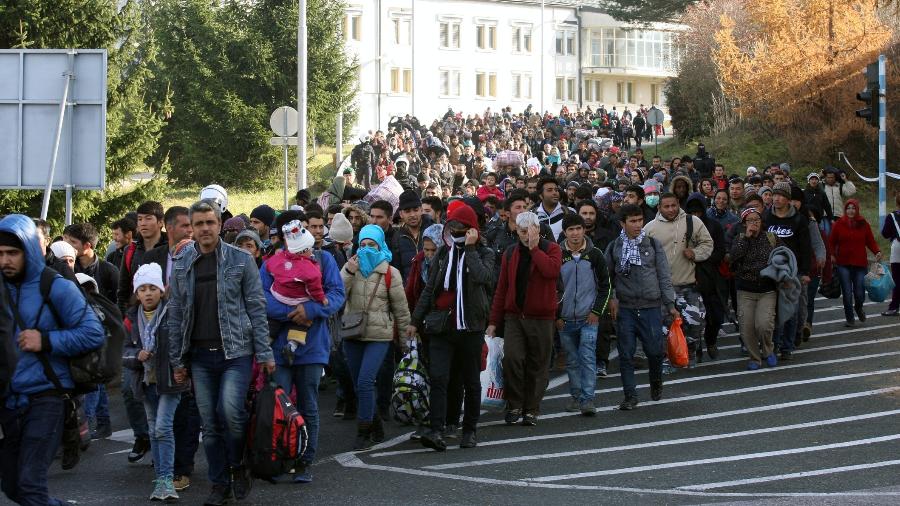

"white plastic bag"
[480,336,505,411]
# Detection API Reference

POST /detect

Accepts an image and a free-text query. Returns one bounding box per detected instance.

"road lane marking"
[543,350,900,400]
[425,409,900,470]
[679,459,900,490]
[525,433,900,482]
[368,387,900,458]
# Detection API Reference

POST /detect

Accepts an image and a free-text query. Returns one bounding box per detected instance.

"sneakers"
[662,363,677,375]
[333,399,345,418]
[580,400,597,416]
[882,309,899,317]
[596,363,608,377]
[128,437,151,464]
[747,361,761,370]
[441,424,459,440]
[522,413,538,426]
[460,431,477,449]
[504,409,522,425]
[91,419,112,440]
[766,354,778,367]
[618,397,638,411]
[845,320,856,327]
[650,381,663,401]
[410,424,428,441]
[420,430,447,452]
[230,465,252,501]
[173,475,191,491]
[779,350,793,361]
[354,421,374,451]
[203,483,232,506]
[150,476,179,502]
[565,399,581,413]
[292,463,312,484]
[802,323,812,341]
[855,305,867,322]
[707,344,719,360]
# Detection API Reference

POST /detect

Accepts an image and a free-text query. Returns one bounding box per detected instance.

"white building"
[342,0,680,136]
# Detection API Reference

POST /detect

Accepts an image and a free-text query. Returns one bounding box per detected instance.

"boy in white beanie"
[267,220,328,364]
[50,240,77,271]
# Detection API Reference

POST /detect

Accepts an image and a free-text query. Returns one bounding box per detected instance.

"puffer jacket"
[122,303,190,399]
[340,261,410,342]
[0,215,104,408]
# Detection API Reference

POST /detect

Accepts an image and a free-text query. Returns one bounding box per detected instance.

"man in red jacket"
[486,211,562,427]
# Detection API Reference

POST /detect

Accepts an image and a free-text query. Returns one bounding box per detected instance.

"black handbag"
[340,273,384,340]
[423,309,452,335]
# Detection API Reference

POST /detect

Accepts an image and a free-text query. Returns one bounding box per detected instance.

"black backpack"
[36,268,125,395]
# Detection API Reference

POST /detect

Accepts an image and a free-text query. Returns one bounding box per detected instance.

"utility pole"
[878,54,887,226]
[297,0,308,190]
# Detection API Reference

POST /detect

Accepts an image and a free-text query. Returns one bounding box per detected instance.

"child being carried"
[268,220,328,364]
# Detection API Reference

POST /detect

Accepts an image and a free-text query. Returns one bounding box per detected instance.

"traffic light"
[856,62,880,128]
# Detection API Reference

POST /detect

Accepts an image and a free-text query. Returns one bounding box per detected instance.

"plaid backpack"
[390,341,430,425]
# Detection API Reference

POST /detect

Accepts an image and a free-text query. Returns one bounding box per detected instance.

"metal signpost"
[878,55,887,227]
[270,106,299,210]
[0,49,108,225]
[647,106,665,157]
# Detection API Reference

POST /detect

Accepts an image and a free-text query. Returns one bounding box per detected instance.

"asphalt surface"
[8,296,900,505]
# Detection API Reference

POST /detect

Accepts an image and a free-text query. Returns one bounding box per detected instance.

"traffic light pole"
[878,55,887,228]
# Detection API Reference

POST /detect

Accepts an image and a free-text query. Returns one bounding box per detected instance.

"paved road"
[14,296,900,505]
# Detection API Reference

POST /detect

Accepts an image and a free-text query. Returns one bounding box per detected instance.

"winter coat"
[803,185,832,218]
[828,201,880,268]
[763,206,812,277]
[75,255,120,304]
[695,215,727,298]
[823,181,856,218]
[489,239,562,323]
[605,234,676,311]
[122,303,190,399]
[0,215,104,408]
[262,249,345,366]
[390,215,435,281]
[730,231,779,293]
[642,208,714,287]
[340,261,410,342]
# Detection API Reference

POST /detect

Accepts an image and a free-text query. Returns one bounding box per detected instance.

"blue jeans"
[616,307,664,399]
[83,384,109,424]
[142,384,181,479]
[122,367,149,439]
[558,320,598,403]
[273,363,323,464]
[0,396,66,506]
[774,304,800,353]
[342,340,390,422]
[190,348,253,485]
[836,265,867,322]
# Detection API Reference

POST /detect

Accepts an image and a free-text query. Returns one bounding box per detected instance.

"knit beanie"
[49,240,76,260]
[282,220,315,254]
[328,213,354,243]
[772,182,792,199]
[250,205,276,228]
[133,262,165,293]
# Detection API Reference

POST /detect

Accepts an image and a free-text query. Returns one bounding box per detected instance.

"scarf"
[618,230,645,275]
[137,303,166,384]
[443,237,468,330]
[358,246,389,278]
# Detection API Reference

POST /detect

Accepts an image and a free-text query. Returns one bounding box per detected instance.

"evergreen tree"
[0,0,168,235]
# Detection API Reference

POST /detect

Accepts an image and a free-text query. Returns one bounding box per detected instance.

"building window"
[590,28,677,70]
[650,83,660,105]
[343,12,362,42]
[512,72,532,99]
[391,68,412,94]
[439,69,461,97]
[617,81,634,103]
[555,30,576,56]
[556,77,575,101]
[512,25,532,53]
[584,79,592,102]
[393,17,411,46]
[440,20,461,49]
[594,80,603,102]
[567,78,575,102]
[475,71,497,98]
[584,79,603,102]
[555,77,564,101]
[476,23,497,51]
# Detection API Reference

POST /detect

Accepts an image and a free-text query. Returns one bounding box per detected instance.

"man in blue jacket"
[260,219,345,483]
[167,201,275,506]
[0,214,104,506]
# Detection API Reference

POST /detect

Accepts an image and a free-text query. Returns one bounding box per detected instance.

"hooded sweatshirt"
[828,199,879,267]
[763,204,812,277]
[0,215,104,408]
[642,206,714,287]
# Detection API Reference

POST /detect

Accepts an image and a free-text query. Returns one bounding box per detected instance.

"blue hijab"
[357,224,392,278]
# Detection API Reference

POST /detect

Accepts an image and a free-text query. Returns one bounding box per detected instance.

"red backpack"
[246,375,308,479]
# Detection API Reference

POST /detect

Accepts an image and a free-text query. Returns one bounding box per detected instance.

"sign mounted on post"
[269,106,300,210]
[0,49,107,224]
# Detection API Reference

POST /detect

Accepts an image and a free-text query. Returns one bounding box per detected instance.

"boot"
[370,414,385,444]
[354,421,374,451]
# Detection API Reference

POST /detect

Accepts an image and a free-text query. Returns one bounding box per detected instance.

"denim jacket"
[167,240,274,369]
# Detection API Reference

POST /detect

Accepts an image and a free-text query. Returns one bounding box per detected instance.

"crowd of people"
[1,104,898,506]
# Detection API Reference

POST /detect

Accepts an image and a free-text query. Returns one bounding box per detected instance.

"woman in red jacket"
[828,199,882,326]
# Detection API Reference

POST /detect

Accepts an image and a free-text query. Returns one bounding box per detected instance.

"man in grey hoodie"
[606,204,679,410]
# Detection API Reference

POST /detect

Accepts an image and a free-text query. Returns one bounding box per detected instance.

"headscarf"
[421,224,444,282]
[841,198,865,228]
[356,224,392,278]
